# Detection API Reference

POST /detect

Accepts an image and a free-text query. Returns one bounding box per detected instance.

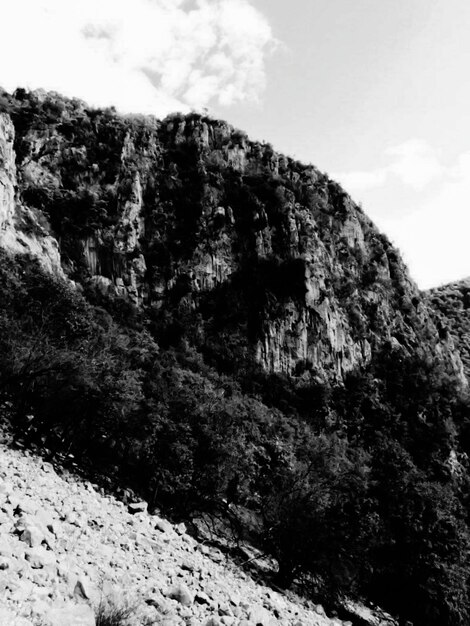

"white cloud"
[385,140,443,190]
[0,0,275,116]
[366,149,470,288]
[333,141,470,288]
[333,139,444,193]
[335,169,388,192]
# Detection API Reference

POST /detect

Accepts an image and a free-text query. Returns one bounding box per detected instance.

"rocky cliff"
[0,113,63,276]
[0,88,464,385]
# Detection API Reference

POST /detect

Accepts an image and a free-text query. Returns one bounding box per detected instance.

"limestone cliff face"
[0,89,464,384]
[0,112,63,276]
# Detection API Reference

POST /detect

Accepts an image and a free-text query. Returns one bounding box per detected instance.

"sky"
[1,0,469,289]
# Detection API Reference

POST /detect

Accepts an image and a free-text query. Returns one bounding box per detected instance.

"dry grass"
[95,598,162,626]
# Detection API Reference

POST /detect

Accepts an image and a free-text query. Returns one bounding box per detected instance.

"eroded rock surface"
[0,113,64,277]
[0,90,464,385]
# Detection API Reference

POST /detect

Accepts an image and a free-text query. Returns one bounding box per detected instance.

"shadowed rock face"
[0,88,465,384]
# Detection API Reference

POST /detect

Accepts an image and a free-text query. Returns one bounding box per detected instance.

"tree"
[260,434,373,601]
[367,440,470,626]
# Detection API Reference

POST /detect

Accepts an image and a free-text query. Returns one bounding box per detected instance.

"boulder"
[154,517,173,533]
[195,590,213,606]
[248,605,278,625]
[166,583,193,606]
[74,576,94,601]
[180,558,195,572]
[25,546,56,569]
[128,501,147,514]
[20,524,44,548]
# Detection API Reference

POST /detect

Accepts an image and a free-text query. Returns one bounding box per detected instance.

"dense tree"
[2,250,470,626]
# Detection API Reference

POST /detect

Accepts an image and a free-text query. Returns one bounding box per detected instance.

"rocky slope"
[0,88,464,385]
[0,428,375,626]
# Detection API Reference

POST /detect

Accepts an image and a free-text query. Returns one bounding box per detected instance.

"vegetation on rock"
[428,278,470,377]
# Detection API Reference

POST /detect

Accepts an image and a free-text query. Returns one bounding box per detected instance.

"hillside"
[0,427,360,626]
[1,87,470,626]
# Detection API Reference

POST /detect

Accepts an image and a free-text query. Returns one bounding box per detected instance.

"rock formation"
[0,113,63,277]
[0,89,464,385]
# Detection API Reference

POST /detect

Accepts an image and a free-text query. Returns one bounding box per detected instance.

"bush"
[95,601,134,626]
[95,598,159,626]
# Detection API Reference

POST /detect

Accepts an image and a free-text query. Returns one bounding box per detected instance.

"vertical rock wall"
[0,113,63,277]
[0,94,465,384]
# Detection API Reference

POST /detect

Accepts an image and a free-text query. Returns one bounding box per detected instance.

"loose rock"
[0,435,381,626]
